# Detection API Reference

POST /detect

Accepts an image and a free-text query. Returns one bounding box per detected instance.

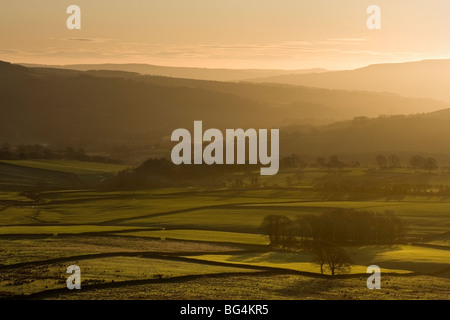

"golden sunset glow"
[1,0,449,69]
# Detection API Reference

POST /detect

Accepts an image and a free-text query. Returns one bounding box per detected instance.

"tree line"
[375,154,438,170]
[105,158,263,189]
[260,209,405,275]
[260,209,405,248]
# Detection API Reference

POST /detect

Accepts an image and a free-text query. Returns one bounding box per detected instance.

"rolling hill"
[20,63,327,82]
[249,59,450,103]
[281,114,450,158]
[2,60,450,160]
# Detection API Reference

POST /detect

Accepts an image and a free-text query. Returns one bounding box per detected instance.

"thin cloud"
[49,37,118,43]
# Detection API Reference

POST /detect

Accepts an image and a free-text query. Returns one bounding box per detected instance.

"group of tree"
[296,210,405,245]
[281,154,361,169]
[409,155,438,171]
[305,240,353,276]
[260,209,404,275]
[375,154,400,168]
[106,157,262,189]
[316,155,360,169]
[260,209,405,248]
[0,143,121,164]
[375,154,438,171]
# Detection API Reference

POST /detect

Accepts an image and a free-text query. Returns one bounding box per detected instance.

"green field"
[0,162,449,299]
[188,252,412,274]
[0,160,127,175]
[0,160,127,191]
[0,225,146,235]
[116,229,270,245]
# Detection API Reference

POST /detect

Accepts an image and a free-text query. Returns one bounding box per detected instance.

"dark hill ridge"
[0,60,32,79]
[20,62,327,82]
[1,60,450,158]
[281,115,450,156]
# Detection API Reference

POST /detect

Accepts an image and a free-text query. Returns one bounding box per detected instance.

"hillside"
[281,115,450,157]
[2,60,450,160]
[20,63,327,82]
[423,108,450,120]
[249,59,450,103]
[0,160,125,191]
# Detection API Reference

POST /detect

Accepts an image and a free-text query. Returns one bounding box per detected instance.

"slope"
[249,59,450,103]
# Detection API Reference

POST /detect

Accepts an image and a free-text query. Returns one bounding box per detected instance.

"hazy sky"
[1,0,449,70]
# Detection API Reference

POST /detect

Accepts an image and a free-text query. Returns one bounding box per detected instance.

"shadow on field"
[221,251,311,264]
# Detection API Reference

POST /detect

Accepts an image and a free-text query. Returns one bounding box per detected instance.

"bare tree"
[307,241,327,274]
[308,241,353,276]
[316,157,326,168]
[375,155,388,169]
[388,155,400,168]
[324,245,352,276]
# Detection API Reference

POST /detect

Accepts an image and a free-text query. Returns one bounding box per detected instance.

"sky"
[1,0,449,70]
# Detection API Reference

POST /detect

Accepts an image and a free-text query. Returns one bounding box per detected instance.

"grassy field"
[0,160,127,175]
[0,225,147,235]
[188,252,412,274]
[0,254,260,297]
[50,273,449,300]
[116,229,270,245]
[0,160,127,191]
[0,163,449,300]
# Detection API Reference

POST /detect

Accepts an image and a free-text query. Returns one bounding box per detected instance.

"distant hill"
[249,59,450,102]
[0,61,279,150]
[281,114,450,157]
[2,60,450,161]
[20,62,327,82]
[423,108,450,120]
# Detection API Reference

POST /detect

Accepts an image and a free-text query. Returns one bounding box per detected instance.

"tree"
[423,158,438,171]
[307,240,327,274]
[327,155,342,168]
[409,155,425,169]
[316,157,326,168]
[324,244,352,276]
[388,155,400,168]
[409,155,438,171]
[260,215,293,248]
[375,155,388,169]
[308,241,352,276]
[0,144,11,159]
[296,169,304,184]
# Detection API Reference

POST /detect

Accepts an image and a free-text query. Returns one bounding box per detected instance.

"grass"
[346,245,450,274]
[115,229,270,245]
[0,163,449,299]
[0,160,126,191]
[1,188,449,235]
[189,245,450,275]
[0,236,240,266]
[0,256,259,297]
[0,160,127,175]
[0,192,28,201]
[80,256,258,281]
[49,273,450,300]
[188,252,412,275]
[0,225,148,235]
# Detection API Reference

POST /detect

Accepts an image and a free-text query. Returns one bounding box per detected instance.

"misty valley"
[0,60,449,301]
